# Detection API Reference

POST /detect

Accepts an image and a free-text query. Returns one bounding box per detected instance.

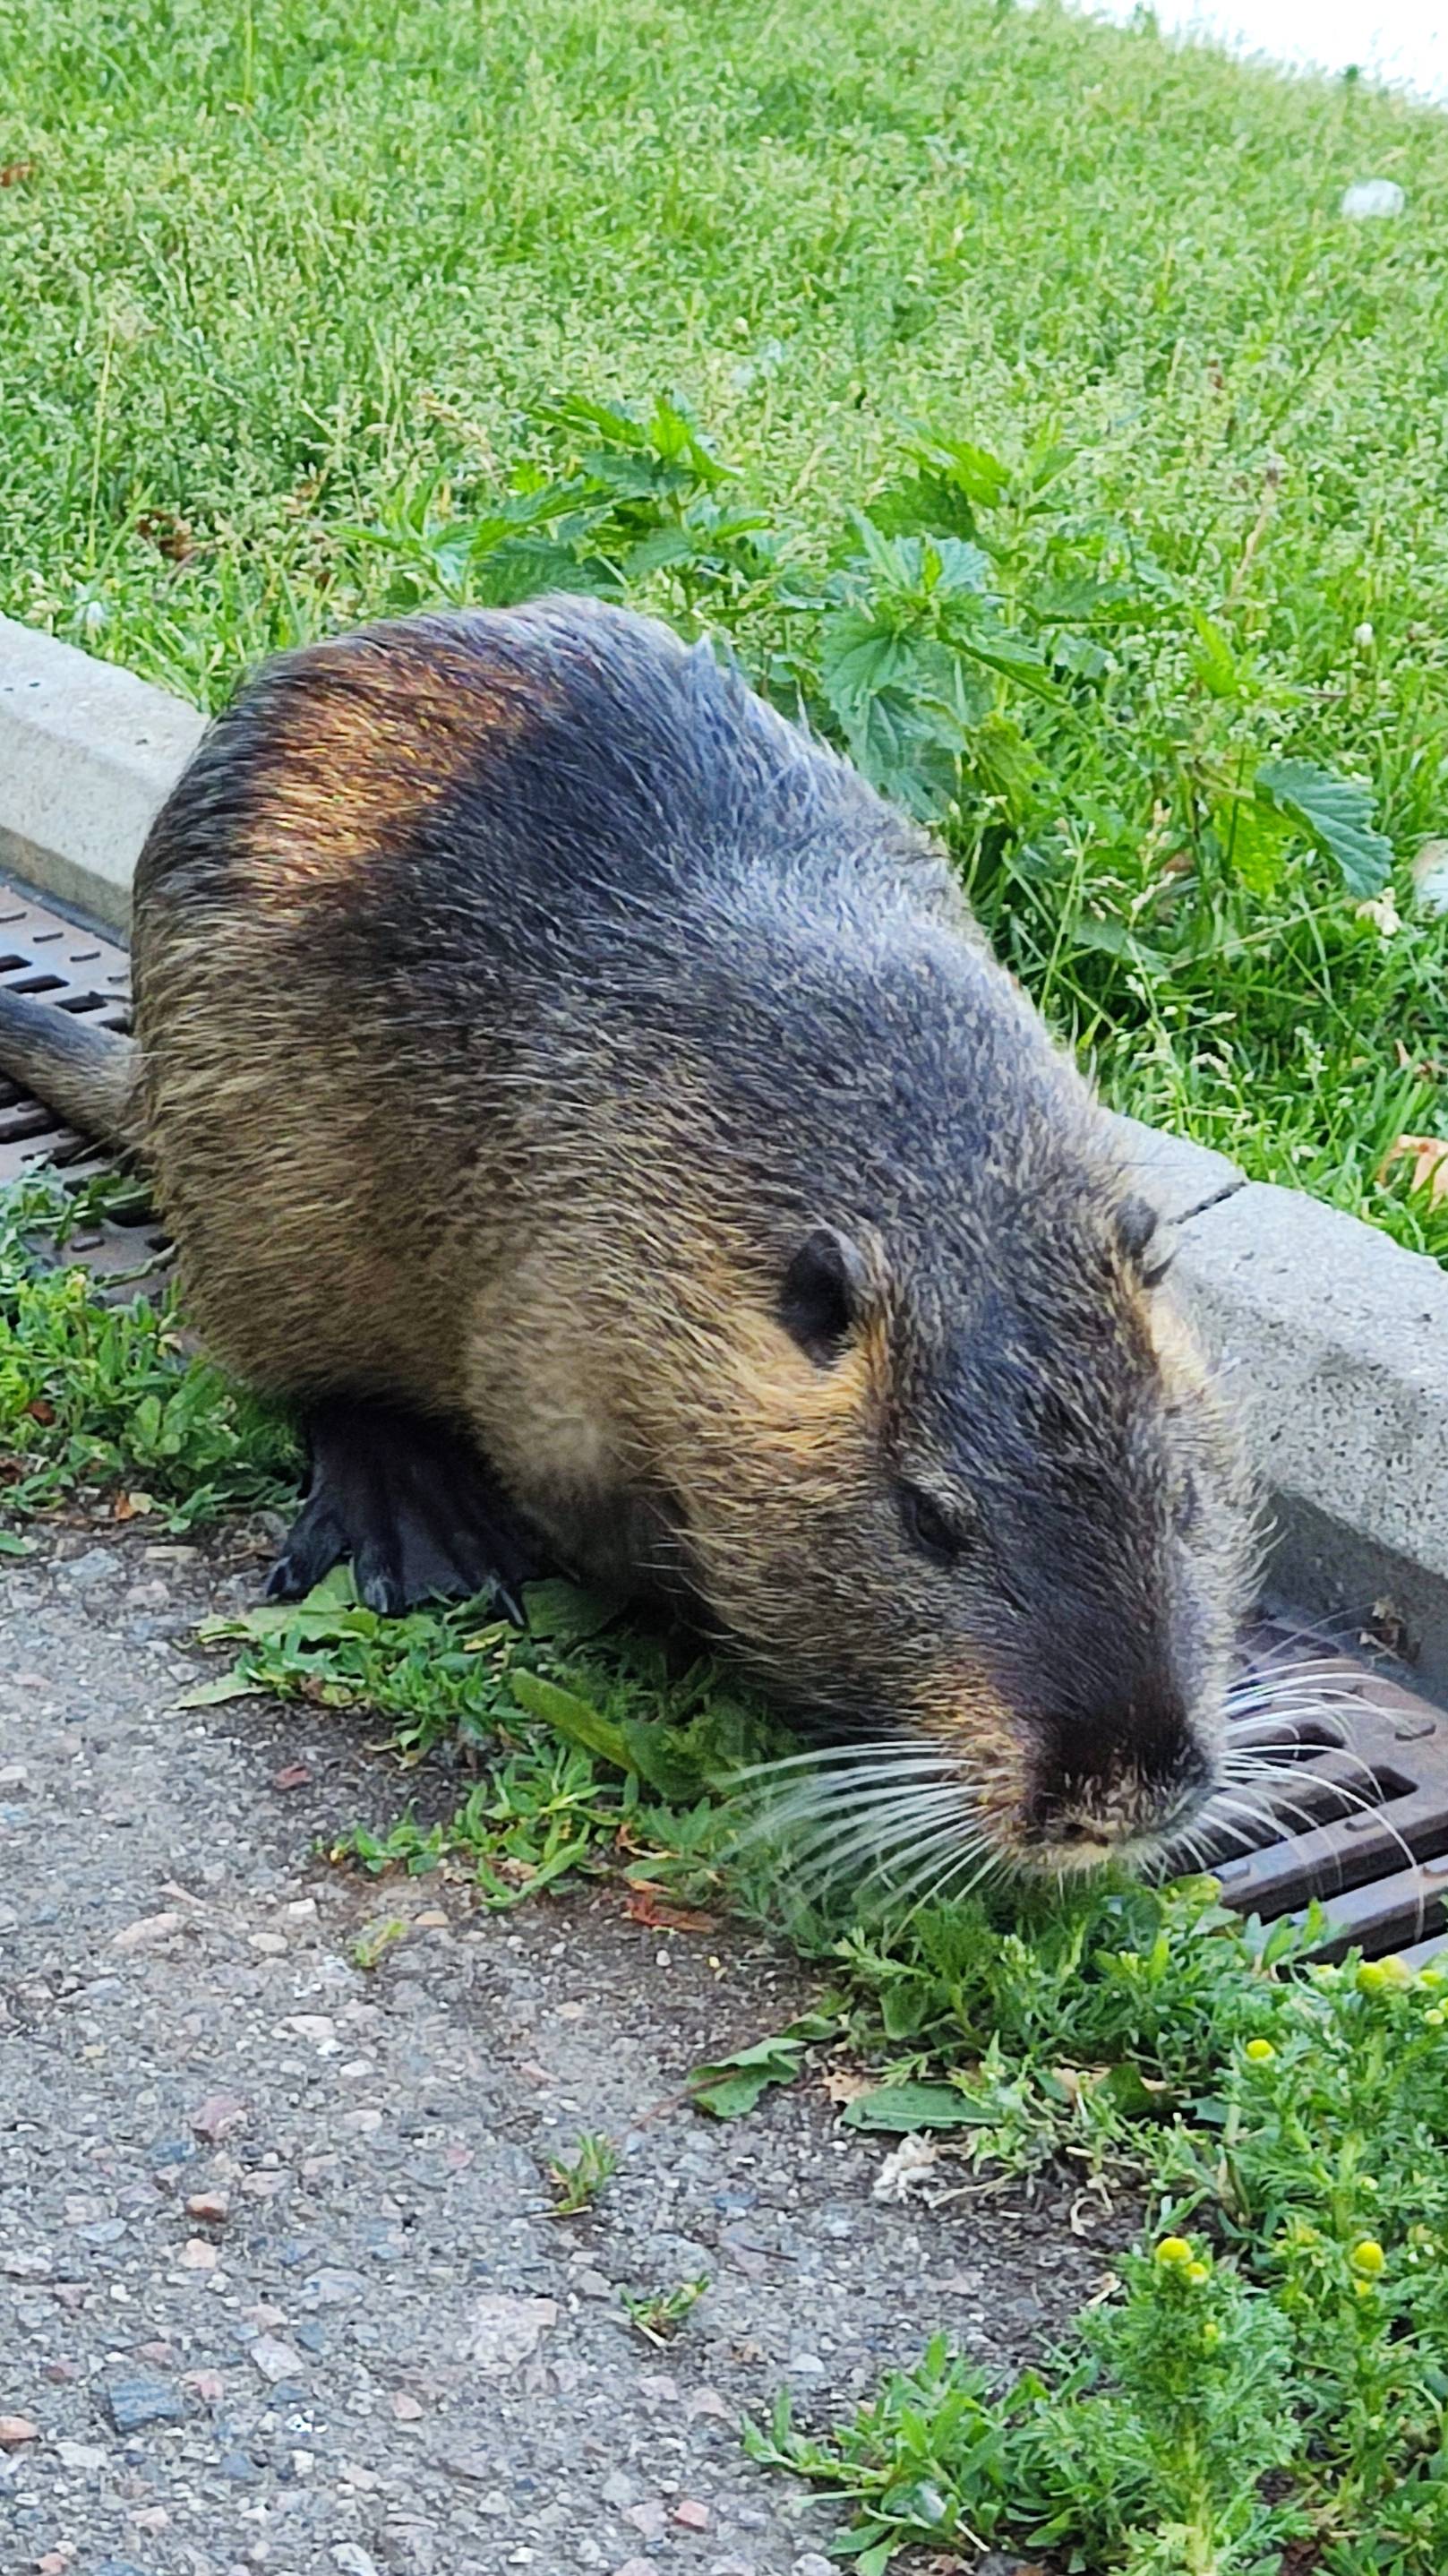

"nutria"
[0,596,1253,1870]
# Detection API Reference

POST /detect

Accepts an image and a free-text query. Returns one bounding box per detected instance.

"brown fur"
[13,596,1253,1870]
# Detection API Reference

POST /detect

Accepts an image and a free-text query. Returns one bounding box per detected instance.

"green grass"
[2,0,1447,1251]
[7,1218,1448,2569]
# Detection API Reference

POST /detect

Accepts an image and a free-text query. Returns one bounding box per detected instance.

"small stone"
[575,2268,613,2300]
[0,2251,51,2281]
[612,2563,656,2576]
[183,2370,224,2403]
[41,2360,81,2383]
[39,2555,70,2575]
[673,2500,710,2531]
[303,2268,366,2307]
[178,2238,218,2271]
[185,2194,229,2224]
[271,1764,312,1791]
[191,2091,249,2143]
[111,1911,183,1952]
[391,2391,424,2421]
[221,2449,261,2484]
[460,2294,557,2372]
[332,2551,378,2576]
[623,2502,667,2541]
[437,2448,495,2484]
[76,2218,127,2246]
[248,1932,287,1956]
[0,2416,39,2447]
[102,2377,186,2433]
[1341,178,1406,219]
[249,2335,305,2383]
[793,2560,837,2576]
[66,1546,122,1585]
[285,1898,318,1920]
[56,2438,107,2470]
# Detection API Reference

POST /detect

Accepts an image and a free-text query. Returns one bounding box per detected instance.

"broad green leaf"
[1255,759,1392,897]
[1189,608,1242,700]
[506,1669,631,1771]
[172,1670,261,1709]
[842,2082,990,2132]
[0,1529,34,1556]
[1221,795,1291,897]
[907,433,1011,510]
[521,1577,627,1645]
[818,608,912,715]
[690,2031,809,2118]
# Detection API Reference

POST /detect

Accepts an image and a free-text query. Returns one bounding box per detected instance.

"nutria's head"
[663,1160,1252,1885]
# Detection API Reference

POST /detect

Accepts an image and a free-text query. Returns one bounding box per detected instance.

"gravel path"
[1,1521,1107,2576]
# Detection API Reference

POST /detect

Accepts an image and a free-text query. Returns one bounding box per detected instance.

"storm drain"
[2,874,1447,1961]
[0,881,170,1293]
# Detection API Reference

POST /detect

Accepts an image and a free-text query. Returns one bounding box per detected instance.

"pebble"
[191,2091,249,2142]
[462,2293,558,2371]
[0,2416,39,2447]
[56,2438,107,2470]
[391,2391,424,2421]
[437,2447,496,2484]
[249,2335,305,2383]
[1341,178,1406,219]
[249,1932,287,1956]
[111,1910,182,1952]
[66,1547,123,1585]
[102,2377,186,2433]
[178,2239,218,2271]
[186,2193,230,2224]
[673,2499,710,2530]
[793,2560,836,2576]
[221,2450,261,2483]
[333,2549,379,2576]
[0,2250,52,2280]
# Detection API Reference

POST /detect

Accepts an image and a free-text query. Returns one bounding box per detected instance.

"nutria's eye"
[1173,1472,1199,1536]
[899,1484,965,1566]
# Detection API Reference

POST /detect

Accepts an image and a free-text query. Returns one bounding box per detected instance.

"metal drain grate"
[0,882,171,1293]
[1212,1614,1448,1965]
[2,872,1446,1961]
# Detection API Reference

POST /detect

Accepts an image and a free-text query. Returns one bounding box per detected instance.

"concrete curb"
[0,615,205,931]
[4,620,1447,1688]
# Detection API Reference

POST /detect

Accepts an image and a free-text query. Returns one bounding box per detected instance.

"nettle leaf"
[905,432,1011,511]
[1220,795,1293,898]
[1188,608,1243,702]
[818,608,912,716]
[1255,759,1393,897]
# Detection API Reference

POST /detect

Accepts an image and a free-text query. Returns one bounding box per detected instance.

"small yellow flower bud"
[1155,2237,1195,2268]
[1349,2238,1386,2277]
[1187,2261,1211,2284]
[1244,2038,1276,2064]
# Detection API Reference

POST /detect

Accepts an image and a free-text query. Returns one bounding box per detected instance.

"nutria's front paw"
[265,1397,550,1620]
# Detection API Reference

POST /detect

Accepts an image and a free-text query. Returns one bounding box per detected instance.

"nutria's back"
[125,595,1252,1869]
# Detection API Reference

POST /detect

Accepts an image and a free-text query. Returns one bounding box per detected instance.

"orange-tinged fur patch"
[234,637,544,891]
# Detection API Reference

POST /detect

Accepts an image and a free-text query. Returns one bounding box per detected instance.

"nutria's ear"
[780,1226,871,1367]
[1116,1193,1173,1288]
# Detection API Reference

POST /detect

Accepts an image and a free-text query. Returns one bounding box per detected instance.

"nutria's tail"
[0,987,140,1152]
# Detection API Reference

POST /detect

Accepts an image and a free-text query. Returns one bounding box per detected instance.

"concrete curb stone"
[0,614,205,931]
[2,619,1445,1687]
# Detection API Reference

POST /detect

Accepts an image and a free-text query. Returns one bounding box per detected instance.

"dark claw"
[264,1399,550,1619]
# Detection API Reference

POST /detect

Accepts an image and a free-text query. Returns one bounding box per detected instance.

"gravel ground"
[0,1520,1111,2576]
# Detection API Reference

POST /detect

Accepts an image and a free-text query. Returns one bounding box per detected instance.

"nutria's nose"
[1028,1706,1214,1854]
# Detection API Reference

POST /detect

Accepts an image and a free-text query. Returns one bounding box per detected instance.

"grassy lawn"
[3,0,1447,1249]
